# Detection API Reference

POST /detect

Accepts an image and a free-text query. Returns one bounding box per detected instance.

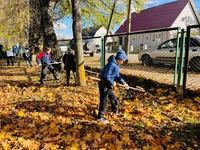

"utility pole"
[124,0,131,63]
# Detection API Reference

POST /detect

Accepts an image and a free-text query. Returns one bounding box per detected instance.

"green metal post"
[174,27,181,91]
[100,36,105,68]
[177,29,186,90]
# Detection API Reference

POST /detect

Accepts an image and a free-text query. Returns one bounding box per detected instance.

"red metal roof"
[115,0,189,34]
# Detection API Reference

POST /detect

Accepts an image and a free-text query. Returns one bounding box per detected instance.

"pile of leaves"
[0,60,200,150]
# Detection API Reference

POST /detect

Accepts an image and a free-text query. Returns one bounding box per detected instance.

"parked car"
[69,39,96,57]
[96,44,101,53]
[138,37,200,72]
[82,39,96,57]
[59,43,68,55]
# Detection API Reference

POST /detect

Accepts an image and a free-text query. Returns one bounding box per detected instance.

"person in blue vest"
[97,49,129,124]
[36,46,59,84]
[6,45,18,66]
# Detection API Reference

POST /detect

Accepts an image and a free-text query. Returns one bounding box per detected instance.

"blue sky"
[54,0,200,39]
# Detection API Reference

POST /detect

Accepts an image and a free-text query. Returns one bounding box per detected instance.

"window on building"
[152,33,161,42]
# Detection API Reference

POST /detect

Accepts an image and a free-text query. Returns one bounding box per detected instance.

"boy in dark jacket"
[97,49,129,123]
[36,47,59,84]
[23,47,32,67]
[62,48,76,86]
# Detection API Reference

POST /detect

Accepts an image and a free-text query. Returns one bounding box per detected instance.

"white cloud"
[146,0,160,6]
[56,33,67,40]
[54,22,67,31]
[56,33,73,40]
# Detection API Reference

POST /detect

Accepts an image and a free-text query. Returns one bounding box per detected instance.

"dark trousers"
[97,82,118,119]
[66,69,76,85]
[25,58,32,67]
[40,64,58,81]
[7,56,14,65]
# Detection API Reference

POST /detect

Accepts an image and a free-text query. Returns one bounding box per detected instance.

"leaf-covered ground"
[0,59,200,150]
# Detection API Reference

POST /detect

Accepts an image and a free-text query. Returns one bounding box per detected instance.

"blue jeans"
[25,58,32,67]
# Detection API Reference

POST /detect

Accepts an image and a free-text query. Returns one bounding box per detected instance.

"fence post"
[174,27,181,92]
[100,36,105,68]
[177,29,186,91]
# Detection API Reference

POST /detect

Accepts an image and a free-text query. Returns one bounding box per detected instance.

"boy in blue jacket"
[36,47,59,84]
[97,49,129,123]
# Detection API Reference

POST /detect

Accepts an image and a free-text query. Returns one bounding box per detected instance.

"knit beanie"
[115,49,127,61]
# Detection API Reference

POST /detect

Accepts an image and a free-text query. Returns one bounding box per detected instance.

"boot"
[53,72,59,80]
[40,79,45,84]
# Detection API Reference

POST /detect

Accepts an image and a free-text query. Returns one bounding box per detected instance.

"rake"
[89,76,153,96]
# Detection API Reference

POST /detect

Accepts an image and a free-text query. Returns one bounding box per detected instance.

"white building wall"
[94,26,113,46]
[172,3,199,28]
[127,30,176,52]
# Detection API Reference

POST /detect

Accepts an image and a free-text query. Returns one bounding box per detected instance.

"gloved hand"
[124,83,129,90]
[113,81,116,86]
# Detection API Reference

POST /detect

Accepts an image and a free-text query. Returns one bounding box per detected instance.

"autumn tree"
[28,0,65,60]
[71,0,86,86]
[0,0,29,49]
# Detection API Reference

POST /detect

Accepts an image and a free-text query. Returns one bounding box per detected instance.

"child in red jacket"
[36,47,59,84]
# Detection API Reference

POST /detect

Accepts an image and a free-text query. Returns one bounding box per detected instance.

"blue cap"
[115,49,127,61]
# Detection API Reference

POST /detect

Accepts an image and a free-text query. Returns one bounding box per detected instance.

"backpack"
[22,52,28,60]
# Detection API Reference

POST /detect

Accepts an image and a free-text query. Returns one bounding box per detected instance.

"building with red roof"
[115,0,200,51]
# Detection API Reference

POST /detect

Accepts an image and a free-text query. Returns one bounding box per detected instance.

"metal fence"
[84,27,200,94]
[183,25,200,93]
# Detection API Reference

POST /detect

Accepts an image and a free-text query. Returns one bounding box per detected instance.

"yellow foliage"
[111,125,121,132]
[121,132,130,143]
[158,96,167,100]
[61,94,68,100]
[43,136,61,142]
[194,97,200,103]
[2,142,11,150]
[71,142,80,149]
[47,92,53,97]
[18,110,25,117]
[94,133,101,141]
[146,121,153,127]
[0,62,199,149]
[50,122,57,129]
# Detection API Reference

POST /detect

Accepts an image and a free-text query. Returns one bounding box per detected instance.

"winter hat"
[115,49,127,61]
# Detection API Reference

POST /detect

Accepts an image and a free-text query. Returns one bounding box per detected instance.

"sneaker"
[40,80,45,84]
[114,111,120,115]
[55,77,59,80]
[97,118,109,124]
[113,111,122,116]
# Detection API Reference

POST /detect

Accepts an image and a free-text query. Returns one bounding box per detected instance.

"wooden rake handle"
[88,76,152,96]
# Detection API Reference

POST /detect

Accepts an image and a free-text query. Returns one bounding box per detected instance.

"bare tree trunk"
[71,0,86,86]
[40,0,62,60]
[29,0,62,61]
[29,0,42,55]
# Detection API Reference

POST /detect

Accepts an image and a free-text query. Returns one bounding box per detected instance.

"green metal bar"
[100,36,105,68]
[177,29,186,90]
[174,27,181,91]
